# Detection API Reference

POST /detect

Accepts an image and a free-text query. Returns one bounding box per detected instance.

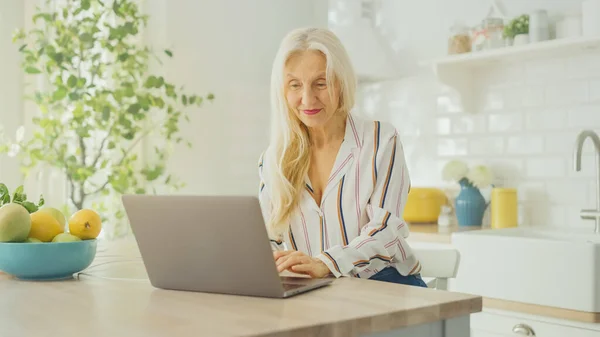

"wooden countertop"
[407,223,483,244]
[0,238,482,337]
[483,297,600,324]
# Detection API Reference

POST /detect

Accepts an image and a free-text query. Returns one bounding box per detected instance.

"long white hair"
[263,27,357,237]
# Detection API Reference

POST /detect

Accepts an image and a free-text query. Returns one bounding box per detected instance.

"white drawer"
[471,311,600,337]
[471,328,512,337]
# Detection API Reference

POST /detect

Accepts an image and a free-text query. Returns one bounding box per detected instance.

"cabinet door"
[472,312,600,337]
[471,329,511,337]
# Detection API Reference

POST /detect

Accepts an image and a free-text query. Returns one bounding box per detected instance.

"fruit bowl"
[0,239,97,281]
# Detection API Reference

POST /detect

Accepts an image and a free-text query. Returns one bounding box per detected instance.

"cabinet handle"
[512,323,535,336]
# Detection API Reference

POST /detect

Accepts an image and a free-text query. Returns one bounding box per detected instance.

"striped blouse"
[258,113,421,279]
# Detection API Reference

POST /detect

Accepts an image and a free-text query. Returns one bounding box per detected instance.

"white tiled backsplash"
[356,50,599,230]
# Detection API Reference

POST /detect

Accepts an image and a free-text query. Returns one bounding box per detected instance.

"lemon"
[29,211,64,242]
[37,207,67,231]
[68,209,102,240]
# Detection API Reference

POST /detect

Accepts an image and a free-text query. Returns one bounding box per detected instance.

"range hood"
[329,0,410,83]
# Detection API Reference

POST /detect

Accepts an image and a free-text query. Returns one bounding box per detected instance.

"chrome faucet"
[574,130,600,233]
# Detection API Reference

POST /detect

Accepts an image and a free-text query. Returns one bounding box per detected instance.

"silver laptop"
[121,194,332,298]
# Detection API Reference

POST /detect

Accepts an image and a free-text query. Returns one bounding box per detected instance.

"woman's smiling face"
[284,50,340,129]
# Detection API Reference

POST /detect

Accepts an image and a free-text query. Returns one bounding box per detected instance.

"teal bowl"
[0,239,97,281]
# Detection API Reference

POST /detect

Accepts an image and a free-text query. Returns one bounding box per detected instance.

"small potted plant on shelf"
[504,14,530,46]
[442,160,493,227]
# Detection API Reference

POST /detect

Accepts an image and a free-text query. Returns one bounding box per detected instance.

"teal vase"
[455,178,487,227]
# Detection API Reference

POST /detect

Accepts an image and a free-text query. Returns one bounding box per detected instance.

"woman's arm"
[316,125,419,278]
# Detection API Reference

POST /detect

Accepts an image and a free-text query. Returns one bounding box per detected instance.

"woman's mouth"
[303,109,322,115]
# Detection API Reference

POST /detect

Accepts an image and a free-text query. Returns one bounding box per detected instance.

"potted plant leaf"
[504,14,530,46]
[0,0,213,239]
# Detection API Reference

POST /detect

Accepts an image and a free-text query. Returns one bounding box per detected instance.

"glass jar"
[529,9,549,42]
[448,23,472,55]
[471,23,487,51]
[482,17,505,49]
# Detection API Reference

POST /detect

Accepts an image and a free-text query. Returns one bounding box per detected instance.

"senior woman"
[258,27,426,287]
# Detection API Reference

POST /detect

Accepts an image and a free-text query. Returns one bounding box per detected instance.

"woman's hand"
[273,250,332,278]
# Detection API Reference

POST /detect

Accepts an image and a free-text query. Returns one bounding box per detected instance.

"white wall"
[379,0,587,62]
[0,0,25,191]
[144,0,328,196]
[332,0,598,230]
[2,0,595,231]
[0,1,82,209]
[0,0,327,210]
[0,0,58,201]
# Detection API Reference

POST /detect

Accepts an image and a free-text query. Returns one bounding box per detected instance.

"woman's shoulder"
[257,148,271,186]
[257,146,276,176]
[258,147,272,170]
[351,114,398,145]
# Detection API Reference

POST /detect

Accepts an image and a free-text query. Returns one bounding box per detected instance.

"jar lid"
[530,9,548,14]
[483,18,504,26]
[492,187,517,193]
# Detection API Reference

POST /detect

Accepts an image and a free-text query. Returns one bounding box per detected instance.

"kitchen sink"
[467,227,600,243]
[448,227,600,313]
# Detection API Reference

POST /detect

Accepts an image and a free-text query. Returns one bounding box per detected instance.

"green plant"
[0,183,45,213]
[0,0,212,231]
[503,14,529,39]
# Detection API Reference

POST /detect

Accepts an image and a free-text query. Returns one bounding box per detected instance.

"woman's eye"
[289,83,300,89]
[316,83,327,89]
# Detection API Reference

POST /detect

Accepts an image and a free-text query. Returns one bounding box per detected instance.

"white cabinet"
[471,310,600,337]
[471,330,509,337]
[407,230,600,336]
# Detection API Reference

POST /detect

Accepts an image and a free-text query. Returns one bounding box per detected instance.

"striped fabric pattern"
[337,176,349,246]
[258,113,420,279]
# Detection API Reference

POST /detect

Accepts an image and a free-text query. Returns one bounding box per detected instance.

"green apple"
[52,233,81,242]
[38,207,66,231]
[0,203,31,242]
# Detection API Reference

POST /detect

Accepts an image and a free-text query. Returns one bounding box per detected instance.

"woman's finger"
[273,250,295,260]
[277,255,306,272]
[275,252,295,266]
[276,254,293,267]
[292,259,330,278]
[277,256,302,272]
[275,251,304,266]
[281,257,314,274]
[290,264,314,275]
[274,250,304,261]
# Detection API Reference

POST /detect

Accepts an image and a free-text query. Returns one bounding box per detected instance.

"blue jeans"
[369,267,427,287]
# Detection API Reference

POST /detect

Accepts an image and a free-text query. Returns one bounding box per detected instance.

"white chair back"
[412,244,460,290]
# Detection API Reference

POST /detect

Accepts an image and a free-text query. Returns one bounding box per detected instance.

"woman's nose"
[301,87,316,106]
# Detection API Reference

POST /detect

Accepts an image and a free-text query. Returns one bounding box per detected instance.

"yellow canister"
[491,188,518,229]
[403,188,447,223]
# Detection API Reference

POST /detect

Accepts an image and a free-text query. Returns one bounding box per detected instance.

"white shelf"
[418,36,600,112]
[420,35,600,68]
